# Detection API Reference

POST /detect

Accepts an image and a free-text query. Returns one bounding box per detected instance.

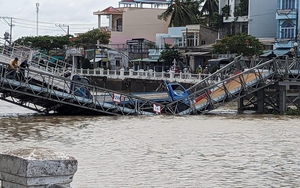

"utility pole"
[0,17,14,45]
[295,9,298,58]
[55,24,70,35]
[9,17,12,44]
[36,2,39,36]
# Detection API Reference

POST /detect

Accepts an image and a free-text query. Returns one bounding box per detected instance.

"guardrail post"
[170,71,174,82]
[148,69,153,78]
[0,147,77,188]
[120,68,124,79]
[129,69,133,77]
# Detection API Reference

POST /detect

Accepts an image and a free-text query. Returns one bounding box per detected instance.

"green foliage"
[158,0,200,27]
[200,0,219,26]
[221,4,230,19]
[73,29,110,49]
[14,35,71,54]
[213,33,264,57]
[234,0,248,17]
[210,13,224,30]
[158,49,180,65]
[285,108,300,115]
[144,41,157,49]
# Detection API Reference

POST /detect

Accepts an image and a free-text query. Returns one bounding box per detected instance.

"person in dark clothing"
[20,58,29,81]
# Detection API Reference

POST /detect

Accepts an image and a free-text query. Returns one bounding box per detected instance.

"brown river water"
[1,101,300,188]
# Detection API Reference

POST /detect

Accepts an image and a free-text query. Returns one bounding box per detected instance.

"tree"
[158,0,200,27]
[73,29,110,49]
[199,0,219,27]
[213,33,264,57]
[15,35,71,55]
[158,49,180,66]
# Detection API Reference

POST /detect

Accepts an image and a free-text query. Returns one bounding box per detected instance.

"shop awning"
[260,49,290,57]
[181,51,210,56]
[131,58,161,62]
[90,57,109,63]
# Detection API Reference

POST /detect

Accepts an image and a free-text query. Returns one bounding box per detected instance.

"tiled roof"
[101,6,122,13]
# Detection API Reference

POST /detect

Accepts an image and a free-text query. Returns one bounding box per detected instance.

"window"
[282,0,295,9]
[116,60,120,67]
[186,33,198,47]
[116,18,122,31]
[281,21,295,38]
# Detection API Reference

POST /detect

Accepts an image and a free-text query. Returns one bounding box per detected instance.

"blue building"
[218,0,277,50]
[274,0,300,56]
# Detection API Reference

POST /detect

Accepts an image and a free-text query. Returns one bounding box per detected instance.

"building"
[218,0,277,49]
[274,0,300,56]
[155,25,218,72]
[93,2,170,46]
[93,1,171,70]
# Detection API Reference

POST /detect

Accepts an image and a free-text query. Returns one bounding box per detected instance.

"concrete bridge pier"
[0,147,77,188]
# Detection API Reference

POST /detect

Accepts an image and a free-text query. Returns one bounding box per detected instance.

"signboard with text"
[112,93,122,103]
[153,103,161,114]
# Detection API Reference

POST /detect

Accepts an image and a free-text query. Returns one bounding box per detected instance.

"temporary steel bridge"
[1,38,300,115]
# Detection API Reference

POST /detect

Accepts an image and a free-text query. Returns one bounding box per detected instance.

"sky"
[0,0,120,41]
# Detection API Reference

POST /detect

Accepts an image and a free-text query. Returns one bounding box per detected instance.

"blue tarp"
[261,49,290,57]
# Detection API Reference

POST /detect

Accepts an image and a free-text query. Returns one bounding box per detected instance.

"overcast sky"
[0,0,120,41]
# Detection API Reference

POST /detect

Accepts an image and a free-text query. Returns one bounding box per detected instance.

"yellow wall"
[111,8,169,44]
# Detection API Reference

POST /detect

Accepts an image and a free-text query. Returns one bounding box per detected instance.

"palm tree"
[199,0,219,26]
[158,0,201,27]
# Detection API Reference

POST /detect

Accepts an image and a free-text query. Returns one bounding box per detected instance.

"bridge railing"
[0,37,71,77]
[75,68,213,83]
[0,61,160,115]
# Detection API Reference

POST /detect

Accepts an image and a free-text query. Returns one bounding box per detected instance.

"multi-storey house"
[274,0,299,56]
[93,0,170,69]
[219,0,277,50]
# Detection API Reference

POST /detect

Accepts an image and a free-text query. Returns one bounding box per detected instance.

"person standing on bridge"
[7,57,19,79]
[20,57,29,81]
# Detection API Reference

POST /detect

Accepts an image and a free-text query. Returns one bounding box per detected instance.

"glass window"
[281,21,295,38]
[282,0,295,9]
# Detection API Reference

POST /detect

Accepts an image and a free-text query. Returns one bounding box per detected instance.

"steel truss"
[164,56,300,115]
[0,61,162,116]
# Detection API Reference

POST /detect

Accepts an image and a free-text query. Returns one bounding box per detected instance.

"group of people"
[7,57,29,81]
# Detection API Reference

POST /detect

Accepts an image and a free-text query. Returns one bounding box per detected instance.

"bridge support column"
[278,85,286,114]
[0,147,77,188]
[237,97,244,113]
[257,88,265,113]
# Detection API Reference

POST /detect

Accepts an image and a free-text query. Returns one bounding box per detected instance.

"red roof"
[121,0,135,2]
[101,6,122,13]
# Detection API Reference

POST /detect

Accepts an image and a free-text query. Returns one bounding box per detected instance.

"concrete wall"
[110,8,169,44]
[0,148,77,188]
[248,0,277,38]
[87,76,194,93]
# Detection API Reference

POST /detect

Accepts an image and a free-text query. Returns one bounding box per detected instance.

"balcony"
[223,15,248,23]
[276,9,297,20]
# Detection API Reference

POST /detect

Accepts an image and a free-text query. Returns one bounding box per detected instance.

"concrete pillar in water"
[0,147,77,188]
[257,88,265,113]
